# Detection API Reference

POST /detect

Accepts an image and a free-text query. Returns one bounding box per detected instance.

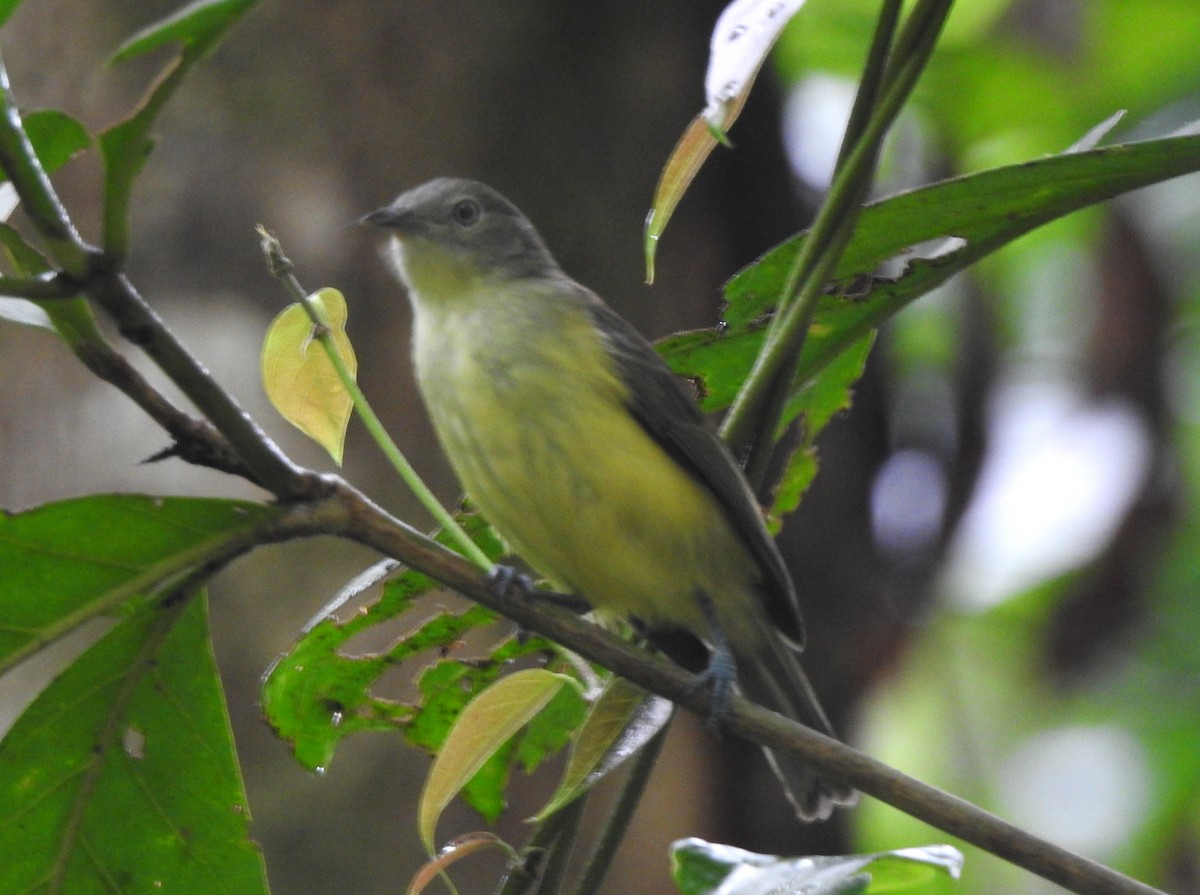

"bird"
[364,177,855,820]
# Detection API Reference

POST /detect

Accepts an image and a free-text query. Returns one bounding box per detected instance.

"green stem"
[720,0,953,457]
[259,228,491,569]
[493,795,588,895]
[835,0,903,172]
[0,272,76,298]
[534,796,585,895]
[0,50,91,278]
[572,711,673,895]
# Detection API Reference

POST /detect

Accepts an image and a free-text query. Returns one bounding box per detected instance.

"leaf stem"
[720,0,952,459]
[572,714,673,895]
[0,50,91,278]
[258,227,492,569]
[533,796,585,895]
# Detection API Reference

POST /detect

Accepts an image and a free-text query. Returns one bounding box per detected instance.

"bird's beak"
[358,205,406,229]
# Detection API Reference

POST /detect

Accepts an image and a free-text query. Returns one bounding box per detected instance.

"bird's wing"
[583,295,805,647]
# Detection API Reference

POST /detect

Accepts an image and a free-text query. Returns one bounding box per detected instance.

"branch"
[0,51,90,277]
[71,336,259,481]
[80,267,323,497]
[319,484,1166,895]
[0,275,265,482]
[0,49,320,500]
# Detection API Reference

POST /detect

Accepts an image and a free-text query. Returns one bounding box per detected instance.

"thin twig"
[572,714,673,895]
[258,227,491,566]
[82,267,325,498]
[0,50,90,277]
[0,49,318,499]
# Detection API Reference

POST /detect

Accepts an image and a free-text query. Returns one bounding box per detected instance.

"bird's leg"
[487,564,593,643]
[685,587,738,730]
[486,563,537,599]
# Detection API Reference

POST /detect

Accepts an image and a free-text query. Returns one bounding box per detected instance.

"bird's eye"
[451,198,482,227]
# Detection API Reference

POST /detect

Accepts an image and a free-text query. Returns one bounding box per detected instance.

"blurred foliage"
[773,2,1200,893]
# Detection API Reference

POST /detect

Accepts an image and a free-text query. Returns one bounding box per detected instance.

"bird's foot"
[685,587,738,730]
[686,643,738,730]
[488,564,592,643]
[487,563,536,599]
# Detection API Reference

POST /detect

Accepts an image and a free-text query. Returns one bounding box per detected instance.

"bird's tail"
[737,630,858,821]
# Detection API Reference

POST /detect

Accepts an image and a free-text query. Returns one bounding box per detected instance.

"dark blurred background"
[1,2,1199,893]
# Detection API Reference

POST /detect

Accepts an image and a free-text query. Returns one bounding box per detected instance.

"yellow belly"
[413,294,762,642]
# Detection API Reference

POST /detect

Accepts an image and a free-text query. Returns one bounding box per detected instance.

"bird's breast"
[410,291,760,641]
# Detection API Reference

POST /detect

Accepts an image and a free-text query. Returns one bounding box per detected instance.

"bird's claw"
[487,564,536,599]
[685,646,738,731]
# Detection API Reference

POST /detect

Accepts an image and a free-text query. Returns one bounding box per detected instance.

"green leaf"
[533,676,673,822]
[514,678,589,776]
[0,595,268,895]
[407,635,578,823]
[262,564,508,773]
[261,288,357,465]
[261,513,588,822]
[770,447,817,535]
[769,333,874,526]
[670,839,963,895]
[110,0,261,63]
[418,669,570,853]
[100,0,260,258]
[0,0,22,28]
[661,132,1200,415]
[0,494,275,674]
[0,222,50,276]
[263,513,512,774]
[20,109,91,177]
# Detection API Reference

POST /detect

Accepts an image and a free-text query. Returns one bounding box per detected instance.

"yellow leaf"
[644,0,809,282]
[418,669,568,854]
[644,115,720,285]
[261,287,357,465]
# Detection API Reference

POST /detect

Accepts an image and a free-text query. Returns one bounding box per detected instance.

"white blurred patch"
[942,380,1152,610]
[871,449,948,556]
[0,183,18,222]
[998,725,1152,856]
[782,74,857,190]
[704,0,808,127]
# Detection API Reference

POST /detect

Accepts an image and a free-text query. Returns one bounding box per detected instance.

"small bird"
[364,178,855,820]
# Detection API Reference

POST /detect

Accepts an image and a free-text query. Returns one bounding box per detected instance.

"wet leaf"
[533,676,673,821]
[671,838,962,895]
